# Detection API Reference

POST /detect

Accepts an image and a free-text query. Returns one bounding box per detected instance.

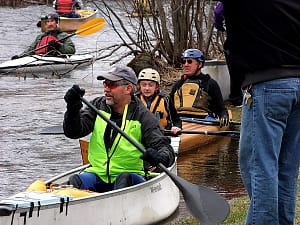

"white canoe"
[0,54,95,77]
[0,138,180,225]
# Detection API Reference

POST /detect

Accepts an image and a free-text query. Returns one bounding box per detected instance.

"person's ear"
[155,84,159,91]
[125,84,134,94]
[198,62,203,68]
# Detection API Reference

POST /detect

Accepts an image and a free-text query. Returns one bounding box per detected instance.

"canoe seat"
[79,139,89,165]
[77,9,94,18]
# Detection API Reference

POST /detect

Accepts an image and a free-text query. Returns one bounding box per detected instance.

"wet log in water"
[0,0,50,7]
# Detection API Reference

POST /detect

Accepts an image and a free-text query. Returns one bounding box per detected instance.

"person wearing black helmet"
[11,13,75,60]
[169,48,229,128]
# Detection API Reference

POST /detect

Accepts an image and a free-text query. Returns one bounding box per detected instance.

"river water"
[0,4,245,224]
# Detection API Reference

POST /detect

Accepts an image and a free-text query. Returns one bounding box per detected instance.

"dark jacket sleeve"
[207,78,228,118]
[136,100,175,167]
[63,97,103,139]
[164,95,182,129]
[169,77,184,113]
[57,32,76,55]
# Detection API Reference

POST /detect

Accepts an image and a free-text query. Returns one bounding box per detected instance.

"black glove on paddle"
[11,55,19,60]
[141,148,164,167]
[64,85,85,109]
[219,110,229,128]
[48,40,61,51]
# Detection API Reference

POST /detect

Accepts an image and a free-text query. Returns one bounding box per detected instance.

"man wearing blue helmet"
[169,48,229,127]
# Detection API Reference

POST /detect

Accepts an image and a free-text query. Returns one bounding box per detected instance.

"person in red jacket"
[53,0,81,18]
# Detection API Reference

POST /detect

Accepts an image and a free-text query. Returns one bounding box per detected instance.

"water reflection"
[178,137,246,199]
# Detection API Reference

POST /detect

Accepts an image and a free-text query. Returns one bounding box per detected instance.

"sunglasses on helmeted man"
[181,59,194,64]
[103,80,130,89]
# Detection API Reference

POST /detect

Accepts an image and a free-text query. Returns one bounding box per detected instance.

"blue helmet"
[181,49,205,63]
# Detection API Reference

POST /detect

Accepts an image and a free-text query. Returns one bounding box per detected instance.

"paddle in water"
[80,96,230,225]
[40,125,64,135]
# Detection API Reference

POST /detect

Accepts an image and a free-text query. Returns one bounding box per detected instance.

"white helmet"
[138,68,160,85]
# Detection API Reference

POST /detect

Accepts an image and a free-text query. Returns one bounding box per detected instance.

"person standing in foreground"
[213,1,243,107]
[63,65,175,192]
[169,48,229,128]
[11,13,75,59]
[222,0,300,224]
[136,68,182,134]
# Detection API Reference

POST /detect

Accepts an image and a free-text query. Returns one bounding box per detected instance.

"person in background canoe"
[135,68,182,134]
[222,0,300,224]
[11,13,75,60]
[169,48,229,128]
[213,1,243,107]
[53,0,82,18]
[63,65,175,192]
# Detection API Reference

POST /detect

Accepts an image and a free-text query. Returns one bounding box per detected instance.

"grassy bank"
[172,176,300,225]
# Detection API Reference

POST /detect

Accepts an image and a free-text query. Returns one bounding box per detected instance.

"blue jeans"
[239,78,300,225]
[77,172,146,192]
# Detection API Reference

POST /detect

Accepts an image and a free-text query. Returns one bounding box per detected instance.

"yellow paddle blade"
[75,17,105,36]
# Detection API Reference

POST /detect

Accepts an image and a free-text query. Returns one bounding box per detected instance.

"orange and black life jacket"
[35,35,60,55]
[139,94,170,129]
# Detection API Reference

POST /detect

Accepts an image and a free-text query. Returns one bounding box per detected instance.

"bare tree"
[89,0,224,71]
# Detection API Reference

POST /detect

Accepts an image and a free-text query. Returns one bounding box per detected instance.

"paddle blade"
[176,176,229,225]
[162,166,230,225]
[75,17,105,36]
[40,125,64,135]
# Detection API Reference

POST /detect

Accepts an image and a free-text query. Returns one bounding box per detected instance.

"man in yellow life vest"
[169,49,229,127]
[63,66,175,192]
[136,68,182,134]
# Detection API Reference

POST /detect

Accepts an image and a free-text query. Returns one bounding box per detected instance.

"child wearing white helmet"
[136,68,181,134]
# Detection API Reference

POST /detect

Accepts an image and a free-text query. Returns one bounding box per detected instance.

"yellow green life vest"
[85,105,145,183]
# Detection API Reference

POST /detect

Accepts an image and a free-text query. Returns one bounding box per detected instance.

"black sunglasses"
[181,59,194,64]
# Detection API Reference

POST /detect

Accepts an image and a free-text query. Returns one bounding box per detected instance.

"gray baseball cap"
[97,65,138,85]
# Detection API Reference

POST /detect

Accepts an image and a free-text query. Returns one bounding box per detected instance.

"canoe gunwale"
[0,54,95,74]
[0,161,179,225]
[179,118,230,152]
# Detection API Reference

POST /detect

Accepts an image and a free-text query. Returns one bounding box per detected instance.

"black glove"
[11,55,19,60]
[219,111,229,128]
[141,148,164,167]
[48,40,61,51]
[64,85,85,108]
